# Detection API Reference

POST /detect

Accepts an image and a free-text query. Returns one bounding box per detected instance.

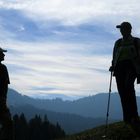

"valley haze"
[7,88,140,133]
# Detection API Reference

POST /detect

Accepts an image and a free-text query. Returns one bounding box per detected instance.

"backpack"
[117,37,139,57]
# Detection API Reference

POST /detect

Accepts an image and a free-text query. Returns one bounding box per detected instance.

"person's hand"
[109,66,114,72]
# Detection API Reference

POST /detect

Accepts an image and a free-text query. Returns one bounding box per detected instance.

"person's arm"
[0,82,8,97]
[109,40,120,72]
[134,38,140,84]
[0,65,10,98]
[136,38,140,57]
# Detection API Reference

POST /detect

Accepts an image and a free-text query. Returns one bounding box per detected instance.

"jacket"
[112,36,140,82]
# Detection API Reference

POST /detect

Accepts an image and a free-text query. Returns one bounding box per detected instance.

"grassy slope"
[57,121,140,140]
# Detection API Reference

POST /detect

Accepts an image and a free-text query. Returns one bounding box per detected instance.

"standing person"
[0,48,14,140]
[110,22,140,124]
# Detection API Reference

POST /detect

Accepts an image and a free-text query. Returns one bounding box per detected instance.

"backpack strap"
[117,38,122,47]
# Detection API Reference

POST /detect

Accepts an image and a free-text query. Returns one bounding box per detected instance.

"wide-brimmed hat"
[0,47,7,52]
[116,22,132,29]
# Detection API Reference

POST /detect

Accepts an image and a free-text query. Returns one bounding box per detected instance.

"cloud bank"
[0,0,139,98]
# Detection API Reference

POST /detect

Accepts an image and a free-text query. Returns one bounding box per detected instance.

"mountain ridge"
[8,89,110,134]
[7,88,123,133]
[7,88,123,119]
[10,103,107,134]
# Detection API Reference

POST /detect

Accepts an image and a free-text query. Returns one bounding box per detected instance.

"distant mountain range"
[7,88,140,133]
[10,104,106,134]
[7,89,123,119]
[7,89,107,134]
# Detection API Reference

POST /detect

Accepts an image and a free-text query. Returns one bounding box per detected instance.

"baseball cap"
[0,47,7,52]
[116,22,132,29]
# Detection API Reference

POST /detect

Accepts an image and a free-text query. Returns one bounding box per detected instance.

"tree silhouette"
[12,114,65,140]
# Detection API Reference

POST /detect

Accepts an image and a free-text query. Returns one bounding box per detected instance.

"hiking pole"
[106,71,113,128]
[102,71,113,139]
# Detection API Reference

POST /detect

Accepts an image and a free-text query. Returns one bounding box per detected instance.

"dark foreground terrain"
[58,121,140,140]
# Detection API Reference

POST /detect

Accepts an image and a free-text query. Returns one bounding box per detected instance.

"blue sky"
[1,0,140,99]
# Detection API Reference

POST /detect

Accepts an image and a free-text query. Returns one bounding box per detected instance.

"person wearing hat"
[0,48,14,140]
[109,22,140,124]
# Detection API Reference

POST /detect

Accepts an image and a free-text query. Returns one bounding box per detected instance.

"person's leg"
[125,66,138,122]
[2,111,14,140]
[0,98,14,140]
[115,66,128,122]
[115,60,138,123]
[115,61,136,122]
[116,74,130,122]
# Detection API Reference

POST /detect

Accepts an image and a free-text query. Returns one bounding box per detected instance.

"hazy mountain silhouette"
[7,88,122,133]
[10,104,107,134]
[7,89,123,119]
[6,88,140,136]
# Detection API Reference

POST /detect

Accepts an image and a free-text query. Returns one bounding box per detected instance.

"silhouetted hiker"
[0,48,14,140]
[109,22,140,125]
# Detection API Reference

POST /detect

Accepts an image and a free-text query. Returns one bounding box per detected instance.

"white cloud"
[4,40,113,97]
[1,0,140,98]
[1,0,140,26]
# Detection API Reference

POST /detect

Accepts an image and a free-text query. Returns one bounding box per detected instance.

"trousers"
[0,97,14,140]
[114,60,139,122]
